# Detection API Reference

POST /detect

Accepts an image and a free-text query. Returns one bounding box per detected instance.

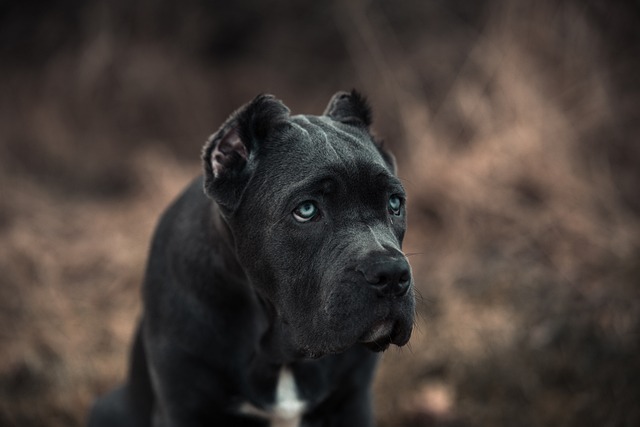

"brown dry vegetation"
[1,1,639,426]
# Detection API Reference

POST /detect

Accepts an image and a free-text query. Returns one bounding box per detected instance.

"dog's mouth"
[360,320,394,343]
[294,316,413,359]
[358,318,412,352]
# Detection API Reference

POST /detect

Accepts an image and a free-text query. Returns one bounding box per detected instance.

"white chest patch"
[240,367,307,427]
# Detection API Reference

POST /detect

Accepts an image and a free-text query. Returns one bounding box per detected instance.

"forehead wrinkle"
[291,114,311,125]
[260,115,393,201]
[293,115,372,151]
[293,115,352,169]
[253,124,314,205]
[306,116,384,171]
[315,116,369,149]
[316,124,344,166]
[289,121,310,137]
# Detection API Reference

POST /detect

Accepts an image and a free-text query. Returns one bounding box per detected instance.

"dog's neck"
[255,294,305,365]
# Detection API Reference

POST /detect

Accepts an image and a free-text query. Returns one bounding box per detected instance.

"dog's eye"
[293,201,319,222]
[388,195,403,215]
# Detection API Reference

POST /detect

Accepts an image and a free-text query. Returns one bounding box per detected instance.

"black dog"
[88,91,415,427]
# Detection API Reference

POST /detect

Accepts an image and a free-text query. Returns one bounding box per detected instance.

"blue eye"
[293,201,319,222]
[388,195,402,215]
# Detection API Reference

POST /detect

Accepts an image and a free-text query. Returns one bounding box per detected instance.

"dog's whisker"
[404,252,425,258]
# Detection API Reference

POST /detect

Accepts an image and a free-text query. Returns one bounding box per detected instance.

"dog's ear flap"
[325,90,398,174]
[323,90,372,128]
[202,94,290,212]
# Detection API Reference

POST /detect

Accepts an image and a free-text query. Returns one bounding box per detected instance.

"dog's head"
[202,91,415,358]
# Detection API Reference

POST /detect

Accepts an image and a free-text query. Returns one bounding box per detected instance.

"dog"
[88,90,415,427]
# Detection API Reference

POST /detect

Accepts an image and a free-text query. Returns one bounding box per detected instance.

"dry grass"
[0,1,638,426]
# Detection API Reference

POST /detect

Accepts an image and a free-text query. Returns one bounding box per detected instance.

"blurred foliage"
[0,1,639,426]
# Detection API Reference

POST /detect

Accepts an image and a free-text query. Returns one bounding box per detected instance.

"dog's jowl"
[88,91,415,427]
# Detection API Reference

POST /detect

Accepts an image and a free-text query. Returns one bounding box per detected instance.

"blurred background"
[1,0,639,426]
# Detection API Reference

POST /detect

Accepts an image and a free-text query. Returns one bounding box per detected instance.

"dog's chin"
[359,320,394,345]
[298,321,412,358]
[292,315,413,359]
[359,319,412,352]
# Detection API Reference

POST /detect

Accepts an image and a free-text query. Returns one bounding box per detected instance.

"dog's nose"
[359,257,411,297]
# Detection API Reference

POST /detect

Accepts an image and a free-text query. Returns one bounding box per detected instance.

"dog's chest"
[240,367,307,427]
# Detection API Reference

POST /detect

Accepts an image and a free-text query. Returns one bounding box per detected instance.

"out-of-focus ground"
[1,1,639,426]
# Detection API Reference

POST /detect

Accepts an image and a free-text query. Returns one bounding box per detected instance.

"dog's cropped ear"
[202,94,290,212]
[325,90,397,174]
[323,90,372,128]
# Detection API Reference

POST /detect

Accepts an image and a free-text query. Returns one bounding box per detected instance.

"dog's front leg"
[145,341,265,427]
